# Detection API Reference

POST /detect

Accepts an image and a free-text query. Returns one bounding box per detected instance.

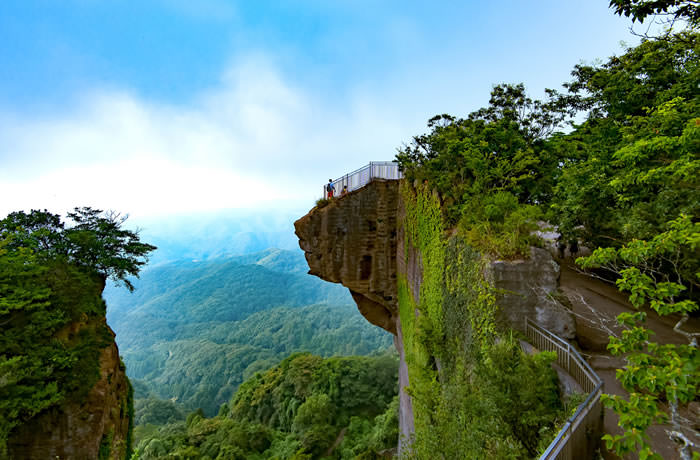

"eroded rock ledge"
[294,180,400,334]
[295,179,575,339]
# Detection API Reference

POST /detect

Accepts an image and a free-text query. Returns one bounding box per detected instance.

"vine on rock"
[398,181,564,459]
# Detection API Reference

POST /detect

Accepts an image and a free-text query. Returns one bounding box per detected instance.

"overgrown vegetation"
[396,30,699,261]
[315,198,332,209]
[579,216,699,459]
[396,84,558,259]
[396,18,699,458]
[131,353,399,459]
[1,208,156,291]
[398,182,567,458]
[0,208,155,456]
[550,33,699,248]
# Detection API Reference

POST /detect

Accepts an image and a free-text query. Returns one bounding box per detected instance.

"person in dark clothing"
[569,239,579,257]
[557,236,567,259]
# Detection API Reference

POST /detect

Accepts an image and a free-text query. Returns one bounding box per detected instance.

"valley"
[104,248,394,416]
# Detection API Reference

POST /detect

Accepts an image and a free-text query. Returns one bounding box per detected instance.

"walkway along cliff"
[295,171,594,457]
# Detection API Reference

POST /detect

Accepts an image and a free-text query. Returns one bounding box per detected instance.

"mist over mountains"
[126,209,306,266]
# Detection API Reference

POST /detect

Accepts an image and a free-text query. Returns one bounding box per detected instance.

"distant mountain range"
[126,210,305,266]
[104,248,393,416]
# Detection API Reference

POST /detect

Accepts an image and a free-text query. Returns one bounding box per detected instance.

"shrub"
[315,198,331,208]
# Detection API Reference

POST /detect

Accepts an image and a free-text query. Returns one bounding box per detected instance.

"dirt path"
[558,262,700,459]
[325,426,348,457]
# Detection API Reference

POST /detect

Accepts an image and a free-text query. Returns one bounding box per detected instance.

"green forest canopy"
[0,208,156,290]
[104,250,393,416]
[397,31,698,266]
[132,353,399,460]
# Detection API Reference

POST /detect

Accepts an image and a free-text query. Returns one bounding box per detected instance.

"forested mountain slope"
[0,208,156,459]
[105,249,350,347]
[133,353,399,460]
[104,249,393,416]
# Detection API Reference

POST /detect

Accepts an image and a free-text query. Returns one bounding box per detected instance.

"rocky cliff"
[7,281,132,460]
[295,180,414,450]
[295,180,400,334]
[295,179,575,451]
[489,247,575,339]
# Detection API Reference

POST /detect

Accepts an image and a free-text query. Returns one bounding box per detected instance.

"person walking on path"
[326,179,335,199]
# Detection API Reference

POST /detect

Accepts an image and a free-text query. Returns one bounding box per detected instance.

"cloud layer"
[0,55,417,218]
[0,0,639,221]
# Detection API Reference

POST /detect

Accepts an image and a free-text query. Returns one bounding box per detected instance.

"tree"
[557,31,698,121]
[609,0,700,29]
[0,208,156,291]
[579,215,699,459]
[395,84,566,257]
[550,32,699,247]
[63,207,157,291]
[0,208,155,454]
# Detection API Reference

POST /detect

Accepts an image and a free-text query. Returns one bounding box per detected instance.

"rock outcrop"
[295,179,575,340]
[489,247,576,339]
[294,180,400,334]
[295,179,577,453]
[295,180,413,449]
[7,301,131,459]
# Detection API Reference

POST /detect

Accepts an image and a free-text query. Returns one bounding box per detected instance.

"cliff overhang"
[295,179,400,334]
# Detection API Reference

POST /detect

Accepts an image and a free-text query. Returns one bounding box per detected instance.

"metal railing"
[323,161,403,198]
[525,318,604,460]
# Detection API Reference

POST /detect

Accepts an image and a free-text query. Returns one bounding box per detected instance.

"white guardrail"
[526,318,604,460]
[323,161,403,198]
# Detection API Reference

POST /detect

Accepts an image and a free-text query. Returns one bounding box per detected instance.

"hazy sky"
[1,1,639,219]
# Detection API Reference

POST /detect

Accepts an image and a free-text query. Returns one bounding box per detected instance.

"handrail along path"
[526,318,604,460]
[323,161,402,198]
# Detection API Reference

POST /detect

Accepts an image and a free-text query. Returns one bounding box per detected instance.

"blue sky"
[0,1,638,219]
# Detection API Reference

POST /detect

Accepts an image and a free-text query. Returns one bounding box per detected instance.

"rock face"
[295,180,414,450]
[394,194,419,450]
[294,180,400,334]
[488,247,576,339]
[295,179,576,340]
[7,317,131,460]
[393,322,414,453]
[295,179,577,453]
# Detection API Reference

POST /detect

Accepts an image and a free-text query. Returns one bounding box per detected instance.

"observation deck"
[323,161,402,198]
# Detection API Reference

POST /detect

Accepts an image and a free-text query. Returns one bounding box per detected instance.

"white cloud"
[0,56,417,219]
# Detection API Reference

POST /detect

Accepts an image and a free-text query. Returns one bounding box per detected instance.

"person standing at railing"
[326,179,335,199]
